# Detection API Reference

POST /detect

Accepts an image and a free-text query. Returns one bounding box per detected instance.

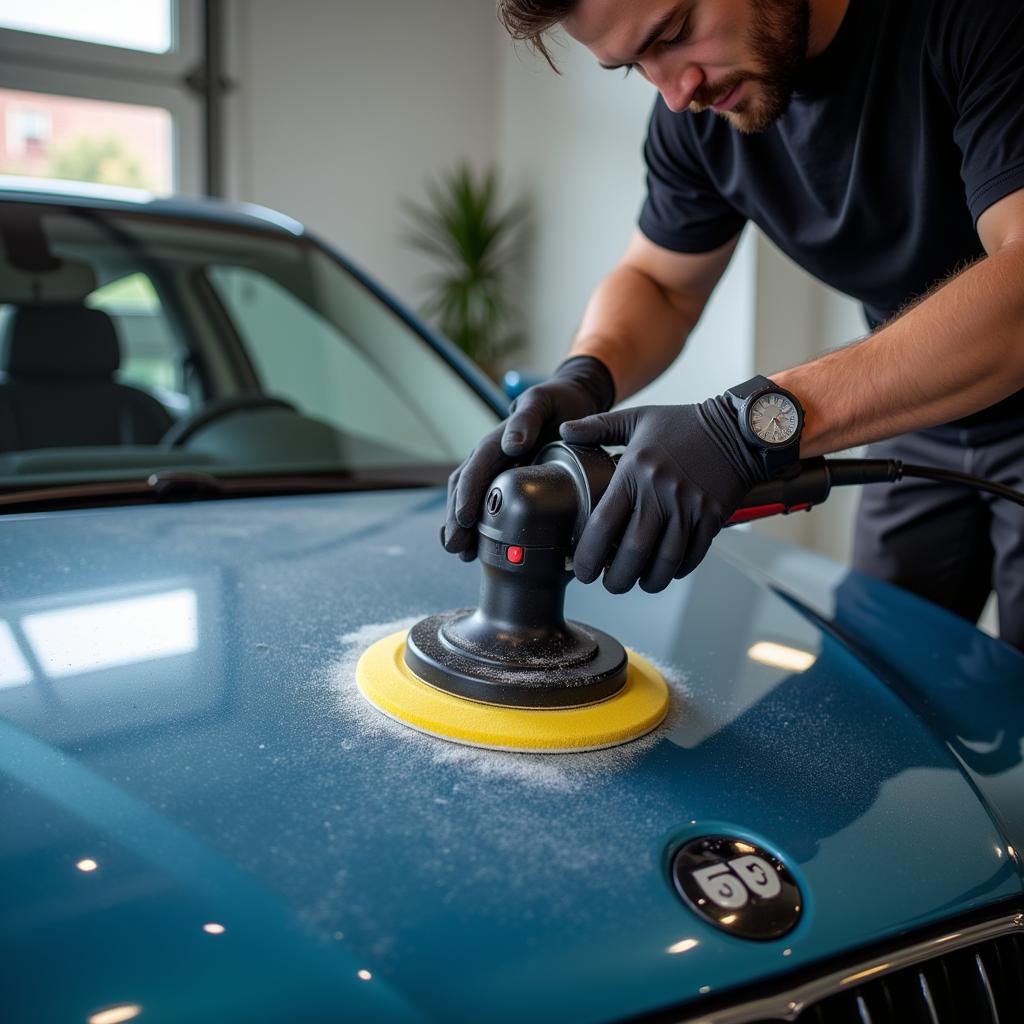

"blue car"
[1,181,1022,1024]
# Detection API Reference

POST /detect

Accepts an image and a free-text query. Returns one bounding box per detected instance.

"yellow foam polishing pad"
[356,629,670,753]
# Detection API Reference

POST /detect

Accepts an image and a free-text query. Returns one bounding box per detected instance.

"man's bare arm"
[775,187,1024,456]
[568,230,740,399]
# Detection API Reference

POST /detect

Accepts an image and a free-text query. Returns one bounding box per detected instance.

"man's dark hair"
[497,0,576,71]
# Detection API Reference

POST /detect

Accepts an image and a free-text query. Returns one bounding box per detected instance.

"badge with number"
[672,835,802,940]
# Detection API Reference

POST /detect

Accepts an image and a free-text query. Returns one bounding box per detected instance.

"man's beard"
[690,0,811,133]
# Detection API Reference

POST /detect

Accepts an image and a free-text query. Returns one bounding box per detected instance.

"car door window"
[87,271,192,414]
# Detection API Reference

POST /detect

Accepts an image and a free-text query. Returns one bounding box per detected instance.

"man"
[443,0,1024,651]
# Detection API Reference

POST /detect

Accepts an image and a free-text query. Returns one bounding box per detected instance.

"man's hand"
[559,399,766,593]
[443,355,615,560]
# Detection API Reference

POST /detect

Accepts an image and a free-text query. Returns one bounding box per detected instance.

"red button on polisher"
[506,545,524,564]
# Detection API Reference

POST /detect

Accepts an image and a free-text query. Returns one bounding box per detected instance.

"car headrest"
[5,304,120,378]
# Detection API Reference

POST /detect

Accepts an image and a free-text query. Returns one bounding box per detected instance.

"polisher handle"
[726,457,832,525]
[724,457,906,525]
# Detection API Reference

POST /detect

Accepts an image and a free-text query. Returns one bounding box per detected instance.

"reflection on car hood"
[2,491,1023,1023]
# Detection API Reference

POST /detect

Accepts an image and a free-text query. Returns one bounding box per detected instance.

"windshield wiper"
[0,468,447,513]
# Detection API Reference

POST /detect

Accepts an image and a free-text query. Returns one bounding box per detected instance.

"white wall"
[224,0,500,311]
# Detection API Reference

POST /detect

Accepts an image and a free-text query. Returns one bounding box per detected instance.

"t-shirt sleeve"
[637,99,746,252]
[934,0,1024,225]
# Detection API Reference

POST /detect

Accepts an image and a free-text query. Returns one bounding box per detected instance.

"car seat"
[0,303,173,452]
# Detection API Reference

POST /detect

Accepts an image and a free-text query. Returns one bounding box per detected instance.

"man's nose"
[644,61,704,112]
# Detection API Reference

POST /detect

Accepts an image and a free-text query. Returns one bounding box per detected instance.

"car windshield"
[0,200,500,494]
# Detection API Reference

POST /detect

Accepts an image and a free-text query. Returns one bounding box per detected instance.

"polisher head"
[355,443,671,752]
[356,629,669,753]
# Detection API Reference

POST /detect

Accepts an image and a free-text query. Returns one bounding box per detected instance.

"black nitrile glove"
[443,355,615,561]
[558,397,767,593]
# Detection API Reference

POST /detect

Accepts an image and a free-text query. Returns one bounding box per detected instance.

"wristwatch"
[726,375,804,477]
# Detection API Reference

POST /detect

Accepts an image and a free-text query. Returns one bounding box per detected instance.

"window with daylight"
[0,0,201,194]
[0,0,172,53]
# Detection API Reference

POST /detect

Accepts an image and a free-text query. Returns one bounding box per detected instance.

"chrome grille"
[679,912,1024,1024]
[799,930,1024,1023]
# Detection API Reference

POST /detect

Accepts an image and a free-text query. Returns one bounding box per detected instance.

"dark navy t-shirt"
[638,0,1024,439]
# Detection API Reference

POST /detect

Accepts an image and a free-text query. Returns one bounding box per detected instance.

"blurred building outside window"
[0,89,171,192]
[6,106,51,156]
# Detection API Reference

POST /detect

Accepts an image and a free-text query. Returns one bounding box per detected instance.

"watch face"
[748,393,800,446]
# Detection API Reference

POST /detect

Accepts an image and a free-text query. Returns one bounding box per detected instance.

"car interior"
[0,303,174,450]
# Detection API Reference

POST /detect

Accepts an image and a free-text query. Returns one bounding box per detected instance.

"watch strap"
[762,443,797,476]
[726,375,773,404]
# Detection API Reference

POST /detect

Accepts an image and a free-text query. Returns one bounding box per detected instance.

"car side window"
[86,272,192,415]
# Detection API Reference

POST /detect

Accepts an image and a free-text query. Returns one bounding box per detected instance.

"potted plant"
[403,163,527,380]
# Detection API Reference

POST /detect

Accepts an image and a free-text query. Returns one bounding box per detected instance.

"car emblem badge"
[672,835,803,940]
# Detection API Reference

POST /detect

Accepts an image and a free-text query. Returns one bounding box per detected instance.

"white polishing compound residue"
[328,616,691,792]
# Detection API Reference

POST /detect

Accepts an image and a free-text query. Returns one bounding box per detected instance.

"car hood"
[2,489,1023,1023]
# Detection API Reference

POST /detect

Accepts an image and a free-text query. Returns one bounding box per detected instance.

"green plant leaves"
[402,162,527,374]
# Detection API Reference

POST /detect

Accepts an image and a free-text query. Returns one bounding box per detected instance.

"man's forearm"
[567,263,701,400]
[774,240,1024,457]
